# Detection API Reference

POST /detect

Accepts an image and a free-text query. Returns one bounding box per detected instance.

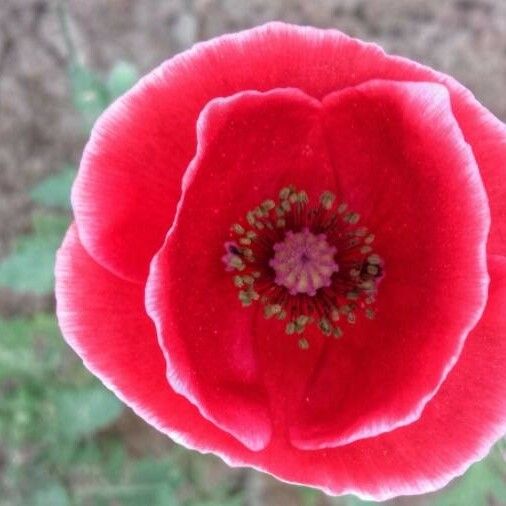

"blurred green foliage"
[30,165,77,210]
[0,214,68,294]
[1,7,505,505]
[0,314,123,505]
[70,60,139,131]
[0,56,138,295]
[0,309,244,504]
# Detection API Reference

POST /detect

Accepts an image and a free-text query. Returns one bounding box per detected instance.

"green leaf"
[102,439,127,482]
[53,385,123,440]
[0,314,61,380]
[189,497,243,506]
[30,481,70,506]
[107,61,139,100]
[116,484,179,506]
[299,487,320,506]
[69,62,110,130]
[0,213,68,294]
[0,314,66,446]
[432,447,506,506]
[133,457,182,486]
[77,482,179,506]
[152,485,180,506]
[30,165,77,209]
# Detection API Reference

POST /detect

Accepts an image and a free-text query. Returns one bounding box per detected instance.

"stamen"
[222,186,384,345]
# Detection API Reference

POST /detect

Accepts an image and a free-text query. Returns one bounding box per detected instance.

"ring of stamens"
[222,185,383,348]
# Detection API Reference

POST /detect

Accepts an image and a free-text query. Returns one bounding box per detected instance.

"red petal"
[253,255,506,500]
[72,73,189,283]
[289,80,490,449]
[146,84,489,452]
[146,88,333,450]
[450,99,506,255]
[55,225,240,451]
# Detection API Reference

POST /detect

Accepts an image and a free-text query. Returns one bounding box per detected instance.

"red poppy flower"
[55,23,506,500]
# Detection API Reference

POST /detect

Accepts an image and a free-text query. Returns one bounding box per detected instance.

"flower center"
[270,228,339,296]
[222,185,384,347]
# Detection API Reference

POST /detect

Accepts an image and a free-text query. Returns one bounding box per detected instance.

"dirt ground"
[1,1,505,504]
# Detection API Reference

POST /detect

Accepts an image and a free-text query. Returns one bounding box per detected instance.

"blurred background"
[1,0,505,505]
